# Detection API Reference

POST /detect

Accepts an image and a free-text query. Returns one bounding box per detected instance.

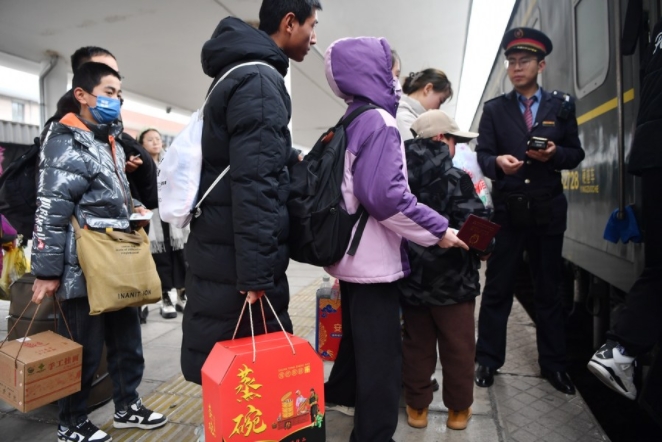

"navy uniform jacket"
[476,88,584,235]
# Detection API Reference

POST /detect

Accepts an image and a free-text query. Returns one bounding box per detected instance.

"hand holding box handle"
[0,296,73,364]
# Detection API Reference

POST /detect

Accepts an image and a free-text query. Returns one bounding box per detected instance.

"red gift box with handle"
[201,297,326,442]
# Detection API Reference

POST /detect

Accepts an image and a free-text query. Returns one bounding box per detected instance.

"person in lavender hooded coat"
[323,37,468,442]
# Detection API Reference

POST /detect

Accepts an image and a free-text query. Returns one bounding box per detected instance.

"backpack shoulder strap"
[346,207,369,256]
[193,62,276,215]
[338,104,378,129]
[193,165,230,215]
[338,105,378,256]
[201,61,276,112]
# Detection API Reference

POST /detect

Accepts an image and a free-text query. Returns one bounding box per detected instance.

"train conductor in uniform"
[474,28,585,394]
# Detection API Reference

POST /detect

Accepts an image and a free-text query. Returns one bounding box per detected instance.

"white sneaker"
[160,293,177,319]
[587,340,637,400]
[326,403,355,416]
[113,398,167,429]
[57,419,111,442]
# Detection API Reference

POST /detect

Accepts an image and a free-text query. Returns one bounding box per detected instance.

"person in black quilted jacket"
[181,0,322,386]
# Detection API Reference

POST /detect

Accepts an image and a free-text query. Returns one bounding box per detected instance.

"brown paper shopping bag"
[72,217,161,315]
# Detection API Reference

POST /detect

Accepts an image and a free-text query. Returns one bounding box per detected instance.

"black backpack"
[287,105,376,266]
[0,138,40,239]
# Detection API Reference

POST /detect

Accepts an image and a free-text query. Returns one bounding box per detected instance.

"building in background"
[0,64,186,147]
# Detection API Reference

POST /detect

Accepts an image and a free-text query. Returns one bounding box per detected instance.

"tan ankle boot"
[406,405,428,428]
[447,407,472,430]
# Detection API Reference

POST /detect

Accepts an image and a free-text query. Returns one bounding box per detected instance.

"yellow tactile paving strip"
[100,277,323,441]
[287,277,320,339]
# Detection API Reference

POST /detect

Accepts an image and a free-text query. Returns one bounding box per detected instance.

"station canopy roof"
[0,0,471,147]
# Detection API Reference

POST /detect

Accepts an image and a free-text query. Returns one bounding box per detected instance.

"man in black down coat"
[181,0,322,385]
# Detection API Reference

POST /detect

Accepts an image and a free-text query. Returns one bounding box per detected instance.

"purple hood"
[322,37,448,284]
[325,37,399,116]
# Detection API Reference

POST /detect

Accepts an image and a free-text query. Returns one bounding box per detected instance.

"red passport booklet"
[457,215,501,252]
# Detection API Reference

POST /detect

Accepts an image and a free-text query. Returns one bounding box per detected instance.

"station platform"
[0,261,610,441]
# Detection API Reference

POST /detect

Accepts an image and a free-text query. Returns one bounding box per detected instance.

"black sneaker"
[176,289,187,313]
[57,419,112,442]
[113,398,167,430]
[139,306,149,324]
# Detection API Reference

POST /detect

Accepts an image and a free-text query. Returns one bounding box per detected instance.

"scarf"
[147,208,190,254]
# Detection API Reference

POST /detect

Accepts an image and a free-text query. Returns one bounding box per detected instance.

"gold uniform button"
[525,179,531,184]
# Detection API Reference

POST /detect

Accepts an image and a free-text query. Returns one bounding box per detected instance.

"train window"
[573,0,610,98]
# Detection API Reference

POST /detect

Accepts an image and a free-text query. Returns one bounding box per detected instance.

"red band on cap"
[507,38,546,53]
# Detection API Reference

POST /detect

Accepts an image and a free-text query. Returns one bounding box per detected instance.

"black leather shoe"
[431,378,440,392]
[542,370,576,395]
[475,364,496,387]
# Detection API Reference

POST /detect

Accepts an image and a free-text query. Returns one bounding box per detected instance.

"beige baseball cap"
[411,110,478,143]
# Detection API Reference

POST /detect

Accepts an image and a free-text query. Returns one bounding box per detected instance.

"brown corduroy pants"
[402,300,476,411]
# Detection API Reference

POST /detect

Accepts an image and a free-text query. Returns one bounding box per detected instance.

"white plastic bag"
[452,143,493,210]
[158,62,273,228]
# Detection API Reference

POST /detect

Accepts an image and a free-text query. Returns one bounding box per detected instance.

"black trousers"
[151,221,187,291]
[476,229,566,372]
[608,168,662,354]
[323,280,401,442]
[57,298,143,426]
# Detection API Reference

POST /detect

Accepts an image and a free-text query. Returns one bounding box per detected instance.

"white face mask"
[393,77,403,103]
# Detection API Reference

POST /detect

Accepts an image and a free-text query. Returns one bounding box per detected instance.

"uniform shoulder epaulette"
[551,90,576,119]
[551,90,575,103]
